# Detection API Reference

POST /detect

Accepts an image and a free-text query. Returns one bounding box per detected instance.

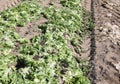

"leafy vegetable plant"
[0,0,91,84]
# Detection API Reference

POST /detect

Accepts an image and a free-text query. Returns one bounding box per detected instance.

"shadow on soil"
[89,0,96,84]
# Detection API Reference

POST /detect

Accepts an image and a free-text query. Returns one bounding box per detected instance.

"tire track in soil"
[83,0,120,84]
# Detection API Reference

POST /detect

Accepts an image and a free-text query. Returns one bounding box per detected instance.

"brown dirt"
[16,17,47,39]
[0,0,22,12]
[83,0,120,84]
[39,0,62,7]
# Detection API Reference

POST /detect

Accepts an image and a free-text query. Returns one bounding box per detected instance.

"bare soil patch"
[16,17,47,39]
[83,0,120,84]
[0,0,22,12]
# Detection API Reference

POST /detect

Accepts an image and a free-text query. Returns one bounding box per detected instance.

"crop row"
[0,0,90,84]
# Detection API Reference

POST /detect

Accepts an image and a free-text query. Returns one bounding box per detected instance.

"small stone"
[107,13,112,17]
[115,62,120,73]
[108,3,114,6]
